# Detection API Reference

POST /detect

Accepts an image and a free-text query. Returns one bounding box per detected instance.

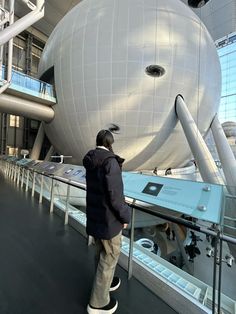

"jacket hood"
[83,148,115,170]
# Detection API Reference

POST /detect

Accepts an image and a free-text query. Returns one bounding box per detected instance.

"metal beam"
[0,93,54,122]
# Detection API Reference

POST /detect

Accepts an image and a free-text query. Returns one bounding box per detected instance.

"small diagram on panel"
[142,182,163,196]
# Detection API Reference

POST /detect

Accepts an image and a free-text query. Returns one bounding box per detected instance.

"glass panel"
[0,65,56,100]
[122,207,215,310]
[220,190,236,313]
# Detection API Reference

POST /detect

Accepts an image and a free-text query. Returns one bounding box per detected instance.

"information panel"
[122,172,224,224]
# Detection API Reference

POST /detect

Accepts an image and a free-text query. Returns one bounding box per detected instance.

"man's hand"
[123,223,128,229]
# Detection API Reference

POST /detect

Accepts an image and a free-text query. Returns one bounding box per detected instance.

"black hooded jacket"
[83,148,131,239]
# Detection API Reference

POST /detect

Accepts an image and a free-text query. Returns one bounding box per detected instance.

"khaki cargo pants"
[89,231,122,308]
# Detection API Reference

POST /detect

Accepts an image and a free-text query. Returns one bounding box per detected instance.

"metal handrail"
[3,161,236,314]
[15,166,236,245]
[1,65,55,97]
[29,168,236,314]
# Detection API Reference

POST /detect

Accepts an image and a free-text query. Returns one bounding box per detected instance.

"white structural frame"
[0,0,14,94]
[0,0,44,46]
[30,122,45,160]
[175,95,224,185]
[0,93,54,121]
[211,115,236,195]
[0,0,45,94]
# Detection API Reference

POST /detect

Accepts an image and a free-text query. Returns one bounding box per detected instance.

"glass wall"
[217,33,236,123]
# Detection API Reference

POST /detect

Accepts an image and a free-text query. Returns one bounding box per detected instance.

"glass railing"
[0,65,56,101]
[1,157,236,314]
[224,190,236,236]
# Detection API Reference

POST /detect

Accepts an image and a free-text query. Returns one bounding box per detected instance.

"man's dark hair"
[96,129,114,151]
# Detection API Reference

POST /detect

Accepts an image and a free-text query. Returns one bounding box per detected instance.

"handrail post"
[50,177,54,213]
[31,171,36,197]
[13,165,20,185]
[128,199,136,280]
[212,230,220,314]
[21,167,25,188]
[15,165,18,182]
[5,162,8,176]
[39,173,44,203]
[11,164,16,181]
[217,236,223,314]
[64,183,71,225]
[11,164,13,179]
[17,166,20,185]
[25,169,29,192]
[8,163,10,176]
[9,163,11,178]
[14,165,17,181]
[9,164,11,178]
[13,164,17,181]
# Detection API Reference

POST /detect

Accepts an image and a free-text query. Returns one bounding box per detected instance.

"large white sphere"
[39,0,221,171]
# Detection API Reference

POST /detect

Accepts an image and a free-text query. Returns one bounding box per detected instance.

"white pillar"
[26,169,29,192]
[64,184,71,225]
[44,145,54,161]
[175,95,223,185]
[39,173,44,203]
[211,115,236,195]
[30,122,45,160]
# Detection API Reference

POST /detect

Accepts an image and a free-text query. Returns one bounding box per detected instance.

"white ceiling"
[15,0,82,37]
[14,0,236,41]
[181,0,236,41]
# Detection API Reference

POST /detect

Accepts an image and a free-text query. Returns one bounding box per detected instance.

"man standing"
[83,130,131,314]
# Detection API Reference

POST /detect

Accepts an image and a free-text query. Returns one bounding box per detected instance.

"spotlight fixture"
[145,65,165,78]
[188,0,211,8]
[225,254,235,267]
[206,247,213,257]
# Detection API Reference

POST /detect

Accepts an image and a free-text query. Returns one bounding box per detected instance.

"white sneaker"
[87,297,118,313]
[109,277,121,292]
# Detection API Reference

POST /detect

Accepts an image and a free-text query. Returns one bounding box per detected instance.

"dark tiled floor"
[0,173,177,314]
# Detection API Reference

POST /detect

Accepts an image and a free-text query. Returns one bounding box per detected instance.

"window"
[217,33,236,123]
[7,146,18,156]
[9,115,20,127]
[12,44,25,72]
